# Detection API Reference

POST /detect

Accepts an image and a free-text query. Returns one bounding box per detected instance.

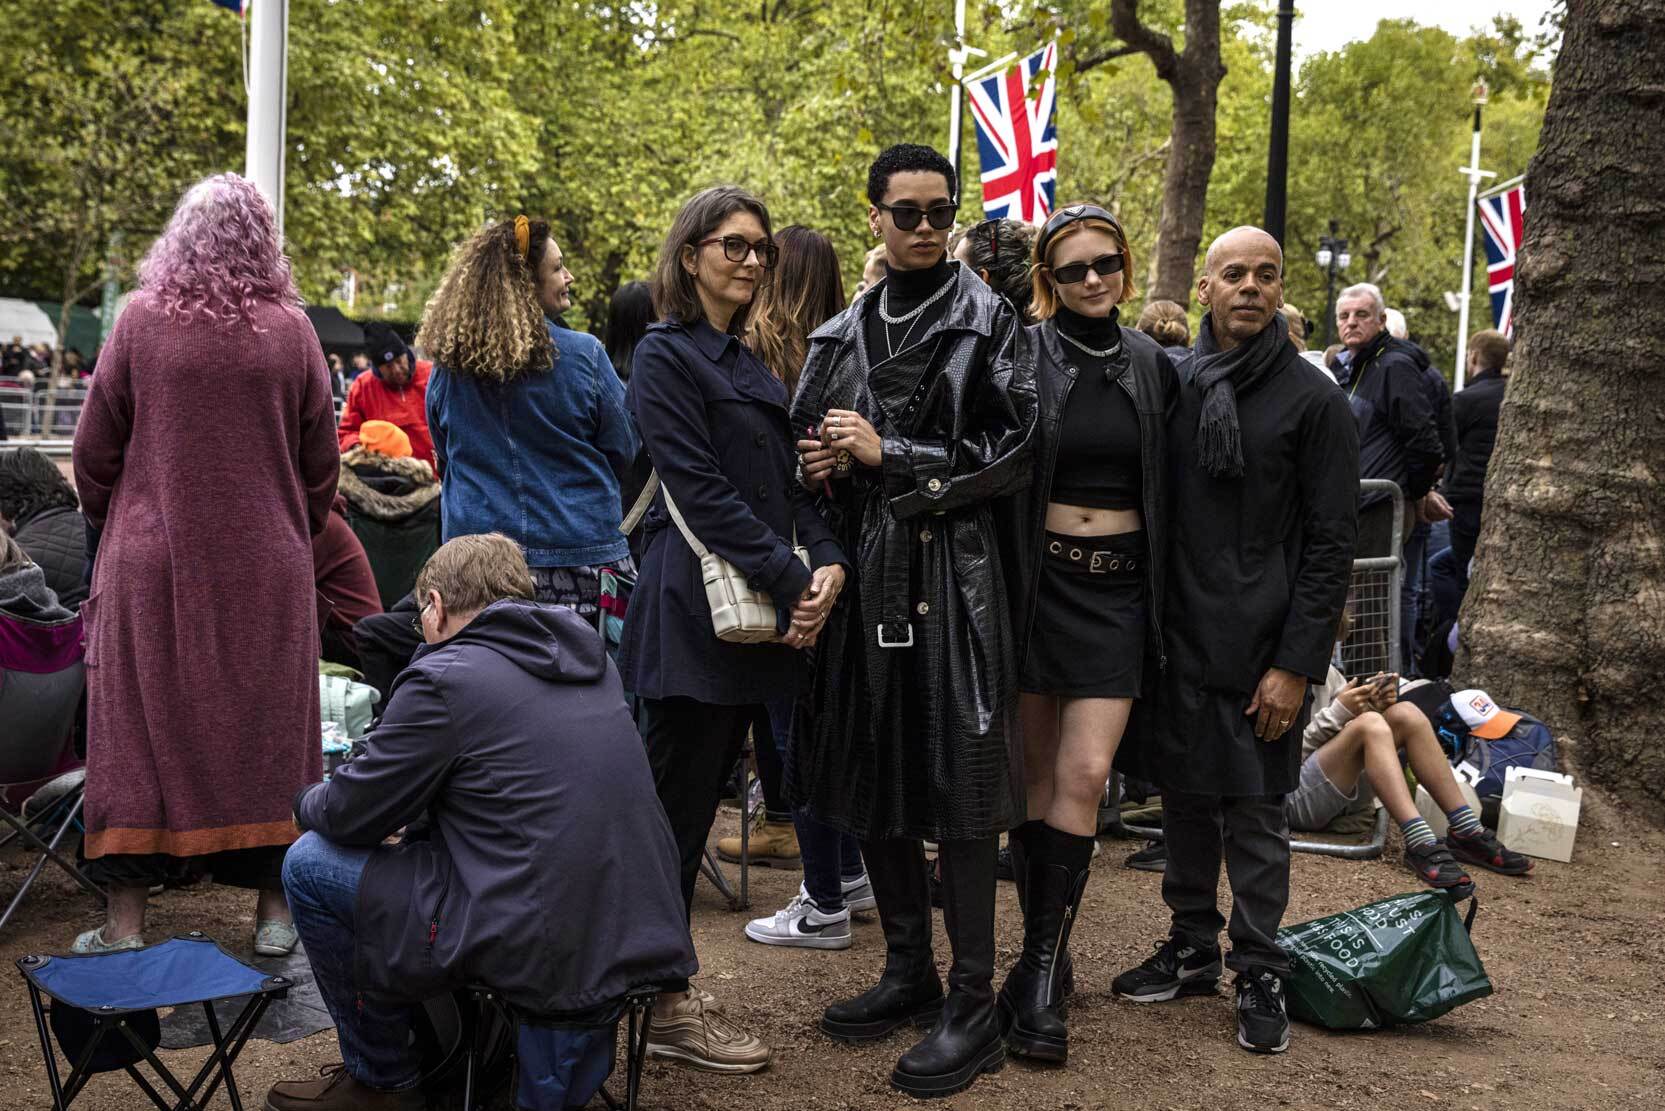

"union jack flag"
[1477,183,1525,337]
[966,42,1059,225]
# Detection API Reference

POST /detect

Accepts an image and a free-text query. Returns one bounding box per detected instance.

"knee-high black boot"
[999,823,1094,1062]
[821,838,943,1042]
[892,837,1004,1098]
[1008,821,1074,999]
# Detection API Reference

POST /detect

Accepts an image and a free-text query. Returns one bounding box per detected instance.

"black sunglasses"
[1049,253,1125,285]
[697,235,779,270]
[877,202,959,232]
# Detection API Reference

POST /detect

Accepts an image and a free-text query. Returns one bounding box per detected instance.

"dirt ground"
[3,791,1661,1111]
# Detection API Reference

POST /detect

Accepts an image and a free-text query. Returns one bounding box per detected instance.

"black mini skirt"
[1019,529,1148,699]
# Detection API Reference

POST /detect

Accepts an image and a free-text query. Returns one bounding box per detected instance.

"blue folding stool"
[17,932,291,1110]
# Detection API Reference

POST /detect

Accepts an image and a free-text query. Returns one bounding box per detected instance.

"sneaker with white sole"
[1111,935,1222,1002]
[841,872,876,913]
[744,889,851,950]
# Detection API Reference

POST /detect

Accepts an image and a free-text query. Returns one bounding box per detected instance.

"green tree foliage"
[0,0,1550,364]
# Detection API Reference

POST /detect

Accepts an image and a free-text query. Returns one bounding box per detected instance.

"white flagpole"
[947,0,975,191]
[1454,82,1494,392]
[245,0,290,238]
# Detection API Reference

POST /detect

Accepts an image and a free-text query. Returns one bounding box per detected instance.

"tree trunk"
[1150,65,1219,303]
[1458,0,1665,817]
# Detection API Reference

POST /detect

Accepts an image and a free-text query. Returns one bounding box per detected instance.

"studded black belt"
[1044,531,1145,577]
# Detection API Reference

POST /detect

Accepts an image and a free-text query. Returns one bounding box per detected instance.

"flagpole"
[1479,173,1526,201]
[246,0,290,238]
[947,0,967,190]
[1454,81,1494,392]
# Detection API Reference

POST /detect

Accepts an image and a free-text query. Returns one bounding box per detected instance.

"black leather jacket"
[786,261,1039,840]
[1003,318,1178,674]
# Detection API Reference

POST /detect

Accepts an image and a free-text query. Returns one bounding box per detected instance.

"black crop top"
[1049,305,1142,512]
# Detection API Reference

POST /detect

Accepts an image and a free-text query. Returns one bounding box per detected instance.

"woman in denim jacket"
[422,216,638,614]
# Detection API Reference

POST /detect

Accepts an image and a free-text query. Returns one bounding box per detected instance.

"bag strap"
[620,471,661,535]
[658,481,712,560]
[1462,895,1479,934]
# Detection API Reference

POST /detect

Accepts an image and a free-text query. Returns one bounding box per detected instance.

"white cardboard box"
[1414,763,1483,839]
[1496,766,1582,863]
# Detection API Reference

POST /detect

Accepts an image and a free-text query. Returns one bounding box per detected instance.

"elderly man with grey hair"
[1332,283,1444,566]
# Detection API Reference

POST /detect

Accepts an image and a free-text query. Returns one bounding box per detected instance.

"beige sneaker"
[716,816,800,867]
[647,990,771,1073]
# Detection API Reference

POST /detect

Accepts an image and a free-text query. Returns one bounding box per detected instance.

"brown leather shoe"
[264,1064,424,1111]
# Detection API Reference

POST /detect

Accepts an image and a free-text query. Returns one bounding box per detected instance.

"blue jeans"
[1401,521,1430,677]
[283,832,422,1091]
[766,698,864,910]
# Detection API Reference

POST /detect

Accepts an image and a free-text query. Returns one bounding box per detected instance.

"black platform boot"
[891,837,1004,1098]
[1008,821,1074,1000]
[821,838,943,1043]
[999,823,1095,1062]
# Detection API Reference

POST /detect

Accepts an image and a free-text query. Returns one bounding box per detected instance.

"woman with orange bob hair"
[996,204,1179,1064]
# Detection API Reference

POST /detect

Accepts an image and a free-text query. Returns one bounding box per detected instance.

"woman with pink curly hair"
[71,173,339,954]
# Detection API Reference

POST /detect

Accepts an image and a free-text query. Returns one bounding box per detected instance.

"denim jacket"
[428,321,638,567]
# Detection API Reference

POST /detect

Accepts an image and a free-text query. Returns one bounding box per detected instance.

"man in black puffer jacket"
[1332,285,1445,560]
[0,446,87,607]
[1443,329,1512,593]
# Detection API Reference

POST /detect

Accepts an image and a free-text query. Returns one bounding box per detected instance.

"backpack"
[1459,713,1557,806]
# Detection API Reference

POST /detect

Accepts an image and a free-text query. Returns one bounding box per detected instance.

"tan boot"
[716,815,800,867]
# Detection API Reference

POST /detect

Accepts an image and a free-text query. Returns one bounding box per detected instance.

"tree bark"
[1088,0,1223,305]
[1459,0,1665,817]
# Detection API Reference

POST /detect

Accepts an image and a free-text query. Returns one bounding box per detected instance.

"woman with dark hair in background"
[71,173,338,955]
[605,279,656,381]
[731,226,877,946]
[617,186,848,1073]
[422,215,638,618]
[951,217,1041,323]
[1135,298,1192,366]
[0,445,88,607]
[999,203,1176,1064]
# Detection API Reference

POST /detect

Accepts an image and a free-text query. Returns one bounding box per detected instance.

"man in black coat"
[1113,227,1358,1055]
[268,534,695,1111]
[1444,328,1512,594]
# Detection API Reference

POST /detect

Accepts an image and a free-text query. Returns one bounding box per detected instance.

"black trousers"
[354,595,423,717]
[1449,500,1482,595]
[1160,789,1291,975]
[637,695,753,901]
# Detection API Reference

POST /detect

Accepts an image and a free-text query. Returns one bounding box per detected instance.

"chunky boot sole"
[715,849,801,868]
[820,1000,942,1044]
[1116,975,1219,1004]
[890,1037,1006,1098]
[997,994,1068,1062]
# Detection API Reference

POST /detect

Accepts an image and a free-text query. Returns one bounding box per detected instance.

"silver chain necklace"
[878,276,954,325]
[1061,330,1122,359]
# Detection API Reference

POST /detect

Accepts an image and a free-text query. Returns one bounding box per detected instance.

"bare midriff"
[1044,502,1143,537]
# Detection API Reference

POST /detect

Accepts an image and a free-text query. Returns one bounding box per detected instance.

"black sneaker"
[1447,827,1533,876]
[1123,840,1167,872]
[1111,936,1221,1002]
[1235,969,1289,1053]
[1404,841,1478,899]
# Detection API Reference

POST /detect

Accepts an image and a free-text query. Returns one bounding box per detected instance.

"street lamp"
[1317,219,1351,348]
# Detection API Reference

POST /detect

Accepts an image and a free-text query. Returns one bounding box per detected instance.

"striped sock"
[1400,817,1438,850]
[1445,805,1484,838]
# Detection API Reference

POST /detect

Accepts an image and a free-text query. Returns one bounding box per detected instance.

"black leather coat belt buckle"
[1046,539,1140,575]
[876,621,915,648]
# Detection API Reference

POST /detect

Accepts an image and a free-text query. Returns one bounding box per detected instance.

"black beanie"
[362,322,410,370]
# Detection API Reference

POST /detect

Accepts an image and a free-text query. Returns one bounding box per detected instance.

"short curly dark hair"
[867,144,957,205]
[0,447,78,527]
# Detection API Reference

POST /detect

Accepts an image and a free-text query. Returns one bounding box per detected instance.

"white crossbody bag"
[622,472,808,644]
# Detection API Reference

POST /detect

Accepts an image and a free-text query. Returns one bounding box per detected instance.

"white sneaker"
[841,872,877,913]
[744,889,851,950]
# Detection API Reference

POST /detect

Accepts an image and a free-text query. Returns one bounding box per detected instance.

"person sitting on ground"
[1287,648,1532,897]
[268,534,695,1111]
[337,322,436,469]
[0,533,83,771]
[0,446,88,607]
[337,419,442,610]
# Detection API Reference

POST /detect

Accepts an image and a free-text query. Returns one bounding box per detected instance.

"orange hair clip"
[514,214,530,260]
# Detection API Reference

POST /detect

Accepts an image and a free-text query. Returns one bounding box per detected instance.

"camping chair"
[461,985,658,1111]
[1,664,104,933]
[17,933,291,1110]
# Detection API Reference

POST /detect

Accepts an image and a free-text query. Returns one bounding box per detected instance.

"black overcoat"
[786,263,1039,840]
[1116,340,1359,796]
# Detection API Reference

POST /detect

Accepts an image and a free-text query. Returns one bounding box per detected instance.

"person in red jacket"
[338,321,435,469]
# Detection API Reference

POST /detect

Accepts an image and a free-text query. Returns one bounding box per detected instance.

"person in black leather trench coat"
[789,144,1038,1100]
[995,204,1179,1066]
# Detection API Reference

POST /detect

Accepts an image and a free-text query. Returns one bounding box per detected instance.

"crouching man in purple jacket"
[267,533,696,1111]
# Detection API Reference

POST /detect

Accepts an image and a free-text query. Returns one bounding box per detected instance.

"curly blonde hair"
[417,218,556,381]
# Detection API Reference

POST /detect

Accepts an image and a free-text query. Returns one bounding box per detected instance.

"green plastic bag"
[1276,891,1491,1029]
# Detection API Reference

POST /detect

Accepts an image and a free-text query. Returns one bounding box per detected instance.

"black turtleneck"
[864,255,954,366]
[1050,304,1142,512]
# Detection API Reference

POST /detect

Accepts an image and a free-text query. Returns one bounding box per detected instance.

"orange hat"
[359,420,412,459]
